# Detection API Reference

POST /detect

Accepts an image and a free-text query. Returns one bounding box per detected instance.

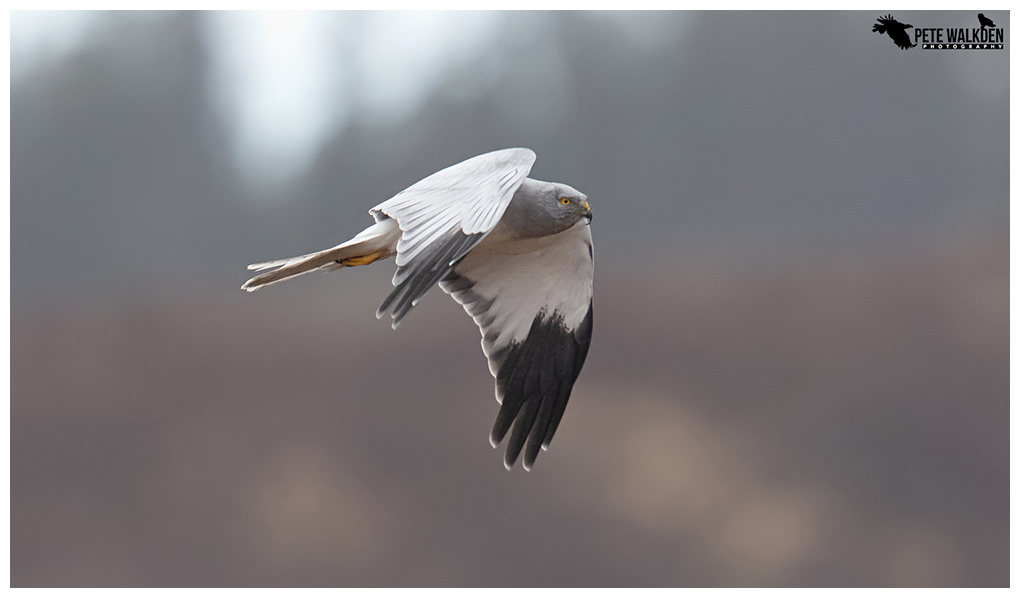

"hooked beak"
[582,201,592,223]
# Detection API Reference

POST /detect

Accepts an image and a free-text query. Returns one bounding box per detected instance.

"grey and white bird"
[242,148,594,470]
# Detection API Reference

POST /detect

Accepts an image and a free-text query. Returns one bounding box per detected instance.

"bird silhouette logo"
[977,13,996,29]
[872,14,916,50]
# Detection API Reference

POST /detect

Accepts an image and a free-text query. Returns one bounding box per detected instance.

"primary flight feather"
[242,148,594,470]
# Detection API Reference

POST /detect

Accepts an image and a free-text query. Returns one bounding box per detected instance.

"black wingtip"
[485,301,593,470]
[503,451,516,471]
[522,445,538,471]
[489,406,516,449]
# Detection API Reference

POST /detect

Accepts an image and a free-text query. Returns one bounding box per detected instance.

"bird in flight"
[977,13,996,29]
[242,148,594,470]
[872,14,916,50]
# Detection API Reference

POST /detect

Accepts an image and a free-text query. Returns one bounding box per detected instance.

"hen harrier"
[242,148,594,470]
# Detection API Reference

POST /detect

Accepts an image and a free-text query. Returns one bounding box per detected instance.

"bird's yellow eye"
[560,197,571,205]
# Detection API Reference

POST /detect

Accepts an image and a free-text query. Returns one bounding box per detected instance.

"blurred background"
[10,10,1008,587]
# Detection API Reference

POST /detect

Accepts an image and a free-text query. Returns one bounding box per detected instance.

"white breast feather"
[446,221,594,371]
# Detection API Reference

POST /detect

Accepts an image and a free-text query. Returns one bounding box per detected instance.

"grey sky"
[12,11,505,187]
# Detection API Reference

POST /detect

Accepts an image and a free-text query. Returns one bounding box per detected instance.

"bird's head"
[510,179,592,238]
[549,183,592,227]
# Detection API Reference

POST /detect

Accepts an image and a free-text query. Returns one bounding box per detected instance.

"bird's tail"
[872,23,887,34]
[241,218,401,292]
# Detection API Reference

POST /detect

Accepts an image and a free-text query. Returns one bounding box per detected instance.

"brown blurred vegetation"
[12,233,1007,586]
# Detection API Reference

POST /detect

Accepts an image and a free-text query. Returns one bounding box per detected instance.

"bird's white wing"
[439,221,594,470]
[372,148,536,326]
